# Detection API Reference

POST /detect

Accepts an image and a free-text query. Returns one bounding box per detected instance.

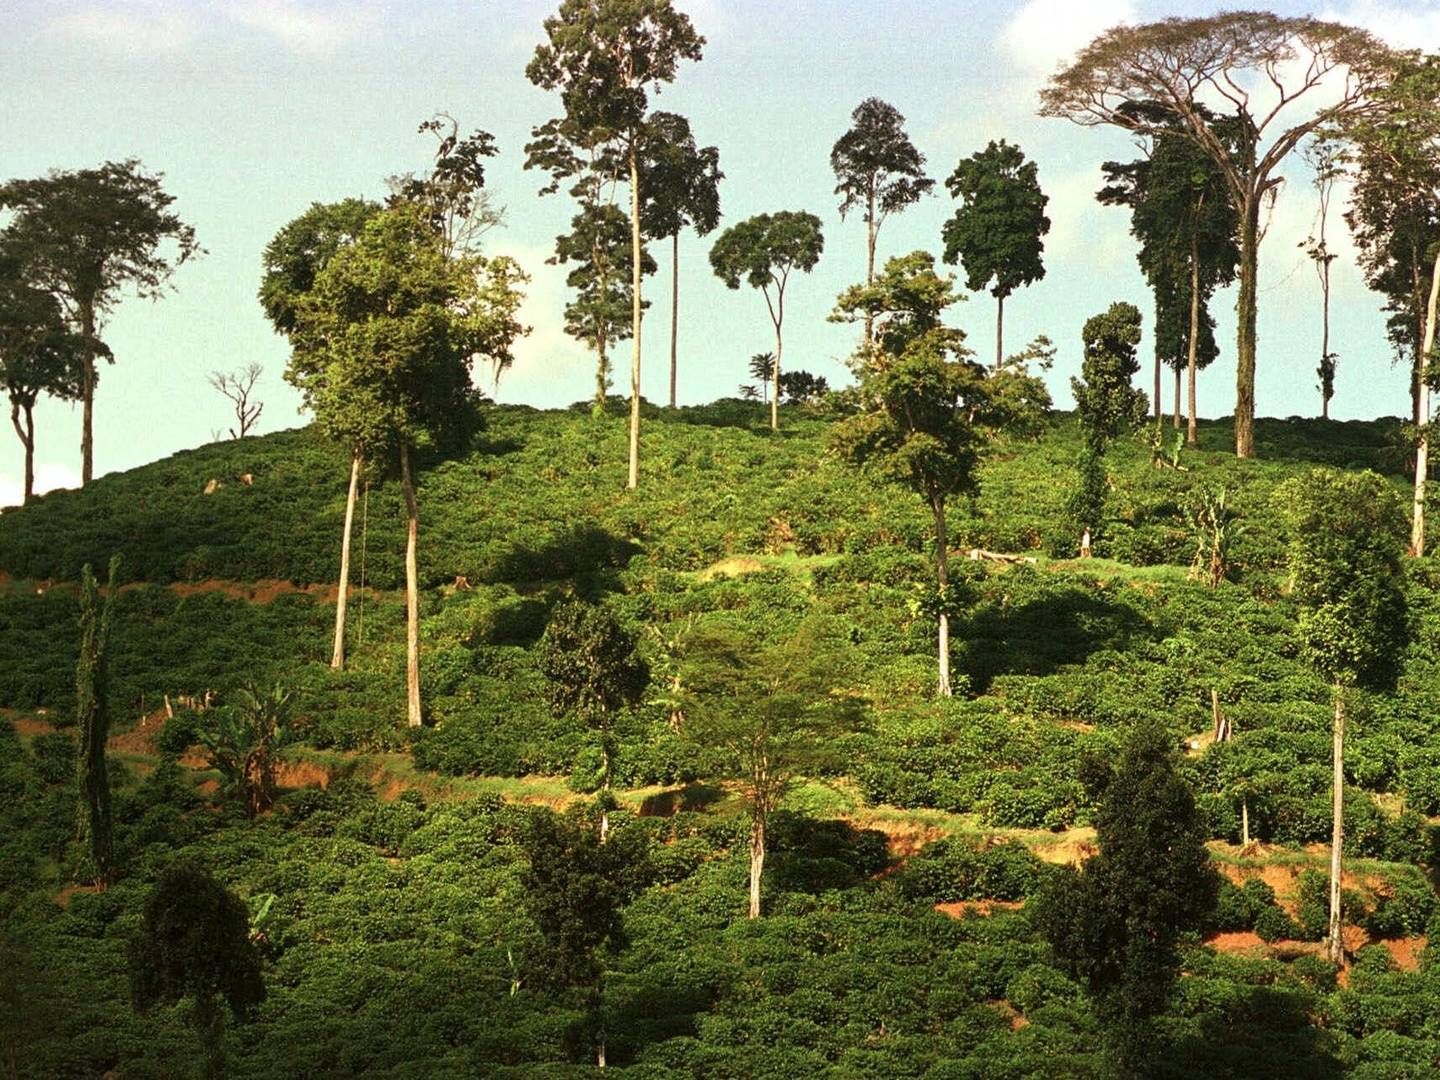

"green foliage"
[197,684,295,818]
[75,555,120,884]
[1073,301,1147,455]
[942,139,1049,301]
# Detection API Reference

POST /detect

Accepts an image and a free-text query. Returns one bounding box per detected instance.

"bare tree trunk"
[1187,243,1200,446]
[80,298,97,485]
[1173,366,1181,429]
[627,149,643,490]
[863,191,876,350]
[1410,249,1440,557]
[1234,200,1260,459]
[599,738,611,844]
[400,444,422,728]
[933,495,952,698]
[771,292,783,432]
[1241,798,1250,846]
[1320,261,1332,420]
[331,449,361,670]
[10,400,35,505]
[1328,683,1345,965]
[996,293,1005,374]
[669,232,679,408]
[1153,298,1162,421]
[748,811,765,919]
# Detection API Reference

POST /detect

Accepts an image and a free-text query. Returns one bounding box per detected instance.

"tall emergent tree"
[526,0,705,490]
[1034,723,1219,1077]
[1041,12,1395,458]
[831,251,1046,696]
[942,139,1049,370]
[0,241,86,505]
[1097,102,1239,442]
[261,196,379,670]
[709,211,824,431]
[129,860,265,1080]
[1333,53,1440,557]
[0,161,201,483]
[551,202,655,412]
[290,204,526,727]
[75,555,121,886]
[537,598,649,841]
[830,97,935,348]
[681,620,863,918]
[1279,469,1408,964]
[638,111,722,407]
[1070,302,1147,549]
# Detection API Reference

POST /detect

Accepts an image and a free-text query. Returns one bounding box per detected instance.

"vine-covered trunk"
[669,232,679,408]
[331,449,361,669]
[1187,245,1200,445]
[80,298,97,485]
[10,399,35,505]
[748,811,765,919]
[1152,297,1161,421]
[400,444,421,727]
[1328,683,1345,965]
[1234,199,1260,459]
[933,495,952,698]
[627,148,643,490]
[76,557,118,885]
[1410,248,1440,557]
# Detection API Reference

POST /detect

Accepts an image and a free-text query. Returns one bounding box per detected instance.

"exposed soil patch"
[163,578,342,604]
[1033,828,1098,867]
[53,883,100,909]
[10,714,59,738]
[107,707,170,756]
[1206,931,1266,955]
[699,556,765,581]
[1382,936,1426,971]
[274,759,335,791]
[935,900,1024,919]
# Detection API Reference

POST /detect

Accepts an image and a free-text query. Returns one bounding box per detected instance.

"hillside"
[4,402,1440,1078]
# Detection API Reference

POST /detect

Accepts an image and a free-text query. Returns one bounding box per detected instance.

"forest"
[5,4,1440,1078]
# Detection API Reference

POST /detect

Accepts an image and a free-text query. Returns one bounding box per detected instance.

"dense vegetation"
[4,403,1440,1077]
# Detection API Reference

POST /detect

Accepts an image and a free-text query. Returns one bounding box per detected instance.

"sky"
[4,0,1440,505]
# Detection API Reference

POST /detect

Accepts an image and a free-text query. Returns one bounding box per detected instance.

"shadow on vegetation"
[767,811,891,893]
[638,783,726,817]
[1194,415,1408,475]
[960,582,1155,693]
[486,523,641,592]
[1162,979,1343,1079]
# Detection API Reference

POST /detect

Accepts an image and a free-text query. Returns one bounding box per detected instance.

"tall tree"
[942,139,1050,370]
[1332,53,1440,556]
[1097,102,1239,443]
[1302,141,1342,419]
[831,251,1046,696]
[680,620,863,918]
[1034,723,1219,1077]
[536,597,649,841]
[1070,302,1147,550]
[830,97,935,348]
[526,0,705,490]
[290,205,527,727]
[638,111,722,407]
[261,197,380,671]
[129,860,265,1080]
[709,211,824,431]
[75,555,121,886]
[551,202,655,413]
[0,161,200,483]
[0,241,86,505]
[1041,12,1396,458]
[1279,469,1408,964]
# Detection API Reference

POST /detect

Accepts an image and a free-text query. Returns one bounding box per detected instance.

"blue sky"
[4,0,1439,502]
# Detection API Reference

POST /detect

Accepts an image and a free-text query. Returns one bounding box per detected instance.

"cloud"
[46,0,196,53]
[483,241,595,409]
[998,0,1137,78]
[222,0,376,57]
[0,462,81,512]
[1321,0,1440,50]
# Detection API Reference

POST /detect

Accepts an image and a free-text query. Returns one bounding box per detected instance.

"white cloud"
[222,0,376,57]
[46,0,196,53]
[484,241,595,409]
[998,0,1137,78]
[1322,1,1440,50]
[0,462,81,512]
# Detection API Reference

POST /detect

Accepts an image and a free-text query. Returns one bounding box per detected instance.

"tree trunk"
[771,290,783,432]
[627,148,643,490]
[10,399,35,505]
[669,232,679,409]
[80,298,97,485]
[400,443,422,728]
[1234,199,1260,459]
[995,293,1005,374]
[1321,252,1332,421]
[863,191,876,350]
[1328,682,1345,965]
[599,737,611,844]
[331,449,361,670]
[1410,248,1440,557]
[1153,297,1162,421]
[748,811,765,919]
[1187,242,1200,446]
[1173,365,1181,429]
[933,495,952,698]
[1241,798,1250,846]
